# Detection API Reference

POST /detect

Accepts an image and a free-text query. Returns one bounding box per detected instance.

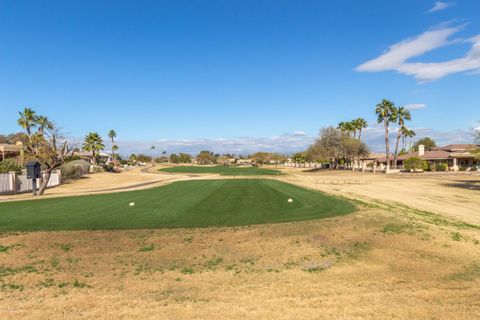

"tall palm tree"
[83,132,104,165]
[150,146,156,166]
[354,118,368,142]
[401,127,416,152]
[36,116,53,135]
[392,106,412,169]
[112,144,119,163]
[337,121,355,136]
[351,117,368,170]
[108,129,117,164]
[375,99,396,172]
[17,107,38,136]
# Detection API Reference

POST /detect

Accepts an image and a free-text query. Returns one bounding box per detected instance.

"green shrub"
[404,157,428,172]
[435,163,448,171]
[459,167,467,172]
[65,155,82,162]
[0,159,23,174]
[60,160,90,179]
[90,165,104,173]
[470,167,478,172]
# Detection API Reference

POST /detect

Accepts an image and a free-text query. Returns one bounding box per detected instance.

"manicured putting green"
[159,165,282,175]
[0,180,355,231]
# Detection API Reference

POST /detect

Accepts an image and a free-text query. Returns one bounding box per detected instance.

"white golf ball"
[288,198,293,203]
[129,202,135,207]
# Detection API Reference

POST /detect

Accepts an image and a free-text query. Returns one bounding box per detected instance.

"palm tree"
[36,116,53,135]
[17,107,38,136]
[401,127,416,152]
[150,146,156,166]
[351,118,368,170]
[108,129,117,164]
[354,118,368,141]
[392,107,412,169]
[112,144,119,163]
[337,121,355,136]
[83,132,104,165]
[375,99,396,172]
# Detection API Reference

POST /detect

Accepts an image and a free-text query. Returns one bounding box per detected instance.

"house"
[0,142,24,165]
[376,144,479,171]
[74,151,112,164]
[236,158,253,166]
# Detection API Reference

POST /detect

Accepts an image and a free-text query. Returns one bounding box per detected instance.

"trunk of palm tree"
[92,150,97,165]
[393,129,402,169]
[384,120,390,172]
[356,129,363,172]
[111,144,114,165]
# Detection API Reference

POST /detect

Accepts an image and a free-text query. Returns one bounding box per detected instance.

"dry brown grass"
[1,204,479,319]
[279,168,480,225]
[1,168,480,319]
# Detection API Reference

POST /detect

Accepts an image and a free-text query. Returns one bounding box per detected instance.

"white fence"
[0,170,61,195]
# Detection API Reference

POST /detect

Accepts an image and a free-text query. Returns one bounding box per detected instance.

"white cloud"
[405,103,427,110]
[355,25,461,72]
[68,126,476,156]
[293,131,307,136]
[428,1,455,13]
[397,35,480,82]
[85,131,314,156]
[361,123,476,152]
[356,25,480,82]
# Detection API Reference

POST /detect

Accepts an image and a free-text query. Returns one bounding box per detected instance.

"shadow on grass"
[444,180,480,191]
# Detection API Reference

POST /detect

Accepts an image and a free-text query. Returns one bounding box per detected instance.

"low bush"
[459,167,467,172]
[0,159,23,174]
[470,167,478,172]
[435,163,448,171]
[90,165,104,173]
[102,163,122,173]
[404,157,428,172]
[60,160,90,179]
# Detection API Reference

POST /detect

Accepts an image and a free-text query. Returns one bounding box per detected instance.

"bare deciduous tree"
[17,108,73,195]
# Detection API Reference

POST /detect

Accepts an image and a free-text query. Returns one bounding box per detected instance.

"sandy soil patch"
[277,168,480,225]
[0,166,193,202]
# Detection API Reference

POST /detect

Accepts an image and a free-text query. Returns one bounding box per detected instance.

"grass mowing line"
[159,165,282,176]
[0,179,355,232]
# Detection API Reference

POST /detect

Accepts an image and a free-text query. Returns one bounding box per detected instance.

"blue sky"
[1,0,479,154]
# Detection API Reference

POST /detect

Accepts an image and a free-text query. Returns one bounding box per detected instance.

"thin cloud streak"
[356,24,480,82]
[405,104,427,110]
[428,1,455,13]
[355,25,462,72]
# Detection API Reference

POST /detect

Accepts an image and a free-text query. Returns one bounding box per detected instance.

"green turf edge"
[0,179,356,232]
[158,165,283,176]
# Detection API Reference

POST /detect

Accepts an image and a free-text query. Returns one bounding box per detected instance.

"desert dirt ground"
[1,166,479,319]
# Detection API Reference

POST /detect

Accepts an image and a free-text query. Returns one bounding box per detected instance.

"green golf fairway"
[0,180,355,231]
[159,165,281,175]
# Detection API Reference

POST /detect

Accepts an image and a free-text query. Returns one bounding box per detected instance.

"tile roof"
[432,144,478,151]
